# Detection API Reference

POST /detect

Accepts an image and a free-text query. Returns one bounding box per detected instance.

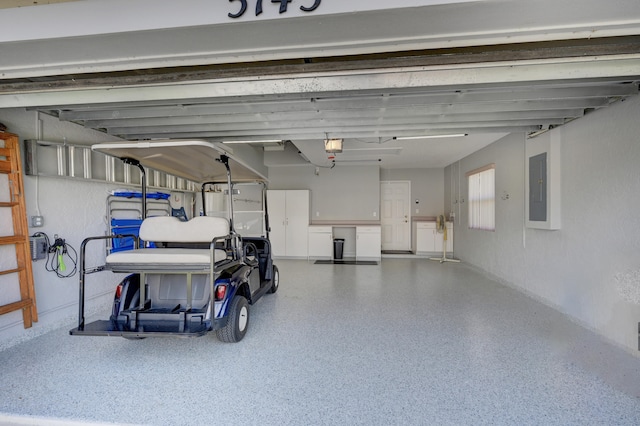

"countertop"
[309,218,451,226]
[412,216,437,222]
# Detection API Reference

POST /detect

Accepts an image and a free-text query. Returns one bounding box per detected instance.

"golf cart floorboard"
[70,319,213,338]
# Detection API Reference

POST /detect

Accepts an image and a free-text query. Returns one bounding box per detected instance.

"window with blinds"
[467,164,495,231]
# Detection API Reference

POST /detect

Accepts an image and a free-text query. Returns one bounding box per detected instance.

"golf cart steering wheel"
[244,242,258,262]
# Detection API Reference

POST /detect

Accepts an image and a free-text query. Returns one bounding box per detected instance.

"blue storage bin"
[112,191,170,200]
[111,218,143,227]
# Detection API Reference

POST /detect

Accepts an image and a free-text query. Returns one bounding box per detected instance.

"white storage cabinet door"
[415,222,436,254]
[285,190,310,257]
[267,190,287,257]
[267,190,309,258]
[308,226,333,259]
[356,226,381,260]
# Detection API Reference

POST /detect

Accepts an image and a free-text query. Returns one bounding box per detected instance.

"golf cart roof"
[92,139,268,183]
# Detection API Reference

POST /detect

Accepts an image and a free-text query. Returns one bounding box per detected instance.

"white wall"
[0,109,192,349]
[0,109,119,347]
[446,96,640,355]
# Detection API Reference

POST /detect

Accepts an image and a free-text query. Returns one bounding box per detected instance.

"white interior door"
[380,181,411,251]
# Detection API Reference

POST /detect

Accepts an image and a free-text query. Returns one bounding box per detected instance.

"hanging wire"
[32,232,78,278]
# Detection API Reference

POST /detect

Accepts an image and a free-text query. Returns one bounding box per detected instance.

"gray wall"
[446,96,640,355]
[267,165,381,221]
[268,166,446,221]
[381,168,444,217]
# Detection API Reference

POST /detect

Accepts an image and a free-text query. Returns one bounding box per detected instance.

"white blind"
[467,165,495,231]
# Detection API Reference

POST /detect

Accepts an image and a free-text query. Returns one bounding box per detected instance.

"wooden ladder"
[0,131,38,328]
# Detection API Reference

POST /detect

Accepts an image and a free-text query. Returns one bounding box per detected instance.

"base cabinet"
[308,226,333,259]
[413,222,453,254]
[308,225,381,260]
[356,226,381,261]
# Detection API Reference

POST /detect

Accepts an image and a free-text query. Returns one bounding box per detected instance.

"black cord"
[46,242,78,278]
[32,232,78,278]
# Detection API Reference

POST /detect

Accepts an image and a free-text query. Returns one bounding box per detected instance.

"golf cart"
[69,140,278,342]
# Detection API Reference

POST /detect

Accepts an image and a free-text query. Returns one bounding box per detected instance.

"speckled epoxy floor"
[1,258,640,425]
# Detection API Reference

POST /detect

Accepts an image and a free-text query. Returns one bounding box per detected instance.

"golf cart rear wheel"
[216,295,249,343]
[268,265,279,294]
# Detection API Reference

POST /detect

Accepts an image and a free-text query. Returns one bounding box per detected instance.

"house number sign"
[228,0,321,18]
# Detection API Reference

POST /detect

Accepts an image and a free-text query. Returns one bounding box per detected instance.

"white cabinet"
[356,226,381,260]
[413,222,453,254]
[267,190,309,258]
[413,222,435,254]
[308,226,333,259]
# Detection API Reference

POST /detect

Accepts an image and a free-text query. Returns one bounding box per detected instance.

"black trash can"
[333,238,345,260]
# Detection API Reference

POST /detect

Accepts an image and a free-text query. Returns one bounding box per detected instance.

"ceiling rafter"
[55,83,633,121]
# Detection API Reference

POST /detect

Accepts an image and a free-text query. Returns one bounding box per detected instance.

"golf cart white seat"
[105,216,230,271]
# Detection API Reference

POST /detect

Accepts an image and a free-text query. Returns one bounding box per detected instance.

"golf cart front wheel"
[268,265,279,294]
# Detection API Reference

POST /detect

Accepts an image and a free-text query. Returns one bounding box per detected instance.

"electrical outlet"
[31,216,44,227]
[373,211,377,217]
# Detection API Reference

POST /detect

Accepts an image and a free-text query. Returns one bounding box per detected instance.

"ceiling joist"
[2,37,637,168]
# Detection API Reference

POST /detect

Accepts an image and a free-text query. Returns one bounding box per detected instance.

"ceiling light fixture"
[393,134,468,141]
[324,138,343,153]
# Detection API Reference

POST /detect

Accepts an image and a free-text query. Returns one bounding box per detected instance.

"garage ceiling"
[1,1,639,169]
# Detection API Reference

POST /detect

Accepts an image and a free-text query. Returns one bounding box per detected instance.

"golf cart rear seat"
[105,216,232,272]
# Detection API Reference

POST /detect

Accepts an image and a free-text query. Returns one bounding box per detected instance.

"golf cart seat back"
[140,216,229,242]
[105,216,231,271]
